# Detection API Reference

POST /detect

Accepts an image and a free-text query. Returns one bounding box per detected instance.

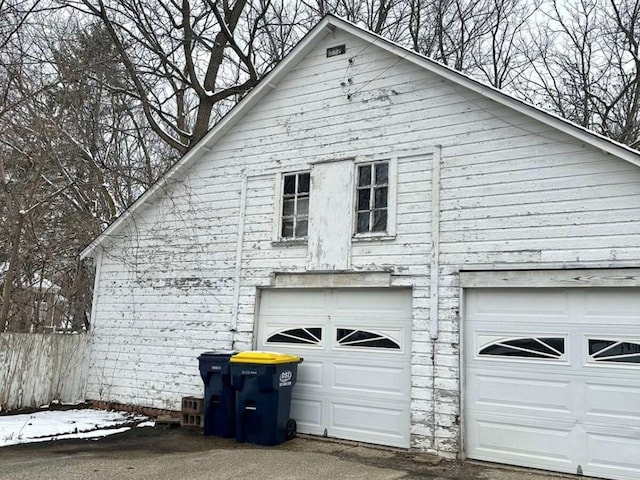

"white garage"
[464,285,640,480]
[256,287,412,448]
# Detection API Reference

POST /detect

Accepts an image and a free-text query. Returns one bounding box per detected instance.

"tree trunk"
[1,215,24,332]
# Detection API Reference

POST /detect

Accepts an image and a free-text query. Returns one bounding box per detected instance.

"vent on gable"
[327,44,346,57]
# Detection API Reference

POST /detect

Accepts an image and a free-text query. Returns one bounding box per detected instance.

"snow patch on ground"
[0,409,152,447]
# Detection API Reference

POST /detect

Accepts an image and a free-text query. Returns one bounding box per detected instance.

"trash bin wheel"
[285,419,297,440]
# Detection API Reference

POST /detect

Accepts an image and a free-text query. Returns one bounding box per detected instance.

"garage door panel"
[465,289,570,319]
[295,361,324,389]
[330,400,410,448]
[584,382,640,423]
[467,371,573,415]
[291,397,323,432]
[332,289,412,314]
[467,417,575,472]
[260,290,329,312]
[583,290,640,321]
[332,362,408,397]
[586,431,640,480]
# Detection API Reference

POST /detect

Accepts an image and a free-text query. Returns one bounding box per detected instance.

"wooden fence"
[0,333,90,411]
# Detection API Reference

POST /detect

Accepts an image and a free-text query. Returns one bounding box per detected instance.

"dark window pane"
[589,339,616,355]
[337,328,400,349]
[373,209,387,231]
[298,173,310,193]
[540,337,565,354]
[358,338,400,349]
[268,333,311,344]
[374,187,388,208]
[282,198,295,216]
[358,188,370,211]
[480,337,565,359]
[297,197,309,215]
[375,162,388,184]
[503,338,563,356]
[295,219,308,237]
[357,212,369,233]
[337,328,356,342]
[358,165,371,187]
[308,328,322,340]
[590,339,640,360]
[599,355,640,363]
[283,175,296,194]
[267,328,322,344]
[480,344,549,358]
[282,219,294,238]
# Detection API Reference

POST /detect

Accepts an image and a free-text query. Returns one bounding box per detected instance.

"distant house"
[80,15,640,480]
[0,263,68,332]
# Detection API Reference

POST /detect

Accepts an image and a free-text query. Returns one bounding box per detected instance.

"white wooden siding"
[87,27,640,456]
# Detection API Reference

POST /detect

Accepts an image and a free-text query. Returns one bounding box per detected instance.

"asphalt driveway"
[0,425,576,480]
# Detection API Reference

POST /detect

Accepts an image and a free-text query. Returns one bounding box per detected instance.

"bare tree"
[518,0,639,146]
[68,0,304,154]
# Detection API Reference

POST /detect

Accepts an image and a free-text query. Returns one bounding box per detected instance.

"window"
[336,328,400,349]
[267,327,322,345]
[588,339,640,364]
[356,162,388,234]
[479,337,565,359]
[280,172,310,239]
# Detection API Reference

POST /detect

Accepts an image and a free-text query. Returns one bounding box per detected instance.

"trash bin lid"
[230,351,302,364]
[199,350,238,357]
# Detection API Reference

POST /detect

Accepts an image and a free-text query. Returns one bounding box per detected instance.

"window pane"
[504,338,562,356]
[375,162,388,184]
[374,187,388,208]
[337,328,400,349]
[282,198,295,216]
[298,173,310,193]
[295,219,308,237]
[297,197,309,216]
[358,165,371,187]
[540,337,565,354]
[357,212,369,233]
[373,210,387,231]
[267,328,322,344]
[479,337,565,359]
[357,188,370,211]
[589,339,616,355]
[283,175,296,194]
[590,339,640,361]
[281,219,294,238]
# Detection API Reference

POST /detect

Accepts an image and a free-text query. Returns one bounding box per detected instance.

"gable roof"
[80,14,640,260]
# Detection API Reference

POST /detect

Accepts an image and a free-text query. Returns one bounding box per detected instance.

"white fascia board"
[80,18,335,260]
[331,16,640,168]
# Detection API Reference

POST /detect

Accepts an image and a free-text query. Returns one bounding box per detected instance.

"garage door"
[256,288,412,448]
[464,288,640,480]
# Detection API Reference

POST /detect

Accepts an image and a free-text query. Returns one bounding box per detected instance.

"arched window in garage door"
[336,329,400,349]
[589,339,640,364]
[479,337,565,359]
[266,327,322,345]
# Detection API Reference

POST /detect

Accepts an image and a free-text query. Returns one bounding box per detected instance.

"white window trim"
[272,170,310,244]
[352,155,397,240]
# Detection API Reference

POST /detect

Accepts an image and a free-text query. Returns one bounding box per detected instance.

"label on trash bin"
[210,365,222,371]
[279,370,293,387]
[242,370,259,375]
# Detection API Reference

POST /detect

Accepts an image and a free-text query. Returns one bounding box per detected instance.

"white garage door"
[257,288,412,448]
[464,288,640,480]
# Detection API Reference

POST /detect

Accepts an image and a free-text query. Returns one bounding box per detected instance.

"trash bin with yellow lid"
[230,351,303,446]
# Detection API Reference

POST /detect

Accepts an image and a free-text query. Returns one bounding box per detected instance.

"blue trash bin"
[230,351,303,446]
[198,350,238,438]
